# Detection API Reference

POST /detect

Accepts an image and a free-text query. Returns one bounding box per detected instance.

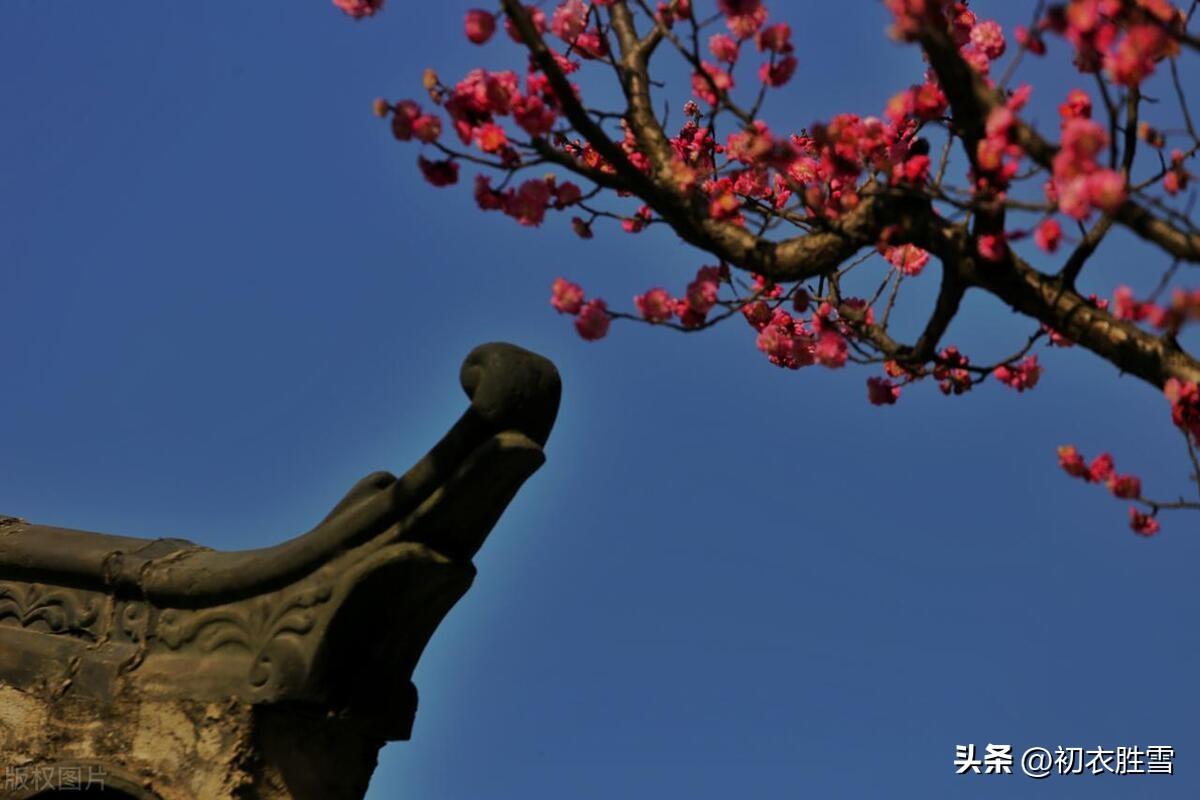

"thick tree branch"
[608,5,676,174]
[1114,202,1200,261]
[928,222,1200,388]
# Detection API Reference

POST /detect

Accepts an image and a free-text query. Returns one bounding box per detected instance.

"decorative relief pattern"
[0,566,342,697]
[156,579,334,693]
[115,598,152,645]
[0,575,336,696]
[0,582,103,639]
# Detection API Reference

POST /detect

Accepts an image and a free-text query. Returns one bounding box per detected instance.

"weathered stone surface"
[0,343,560,800]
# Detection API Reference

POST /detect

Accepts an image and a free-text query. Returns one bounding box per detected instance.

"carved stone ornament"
[0,342,560,800]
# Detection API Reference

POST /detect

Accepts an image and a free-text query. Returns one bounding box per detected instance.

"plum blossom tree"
[342,0,1200,535]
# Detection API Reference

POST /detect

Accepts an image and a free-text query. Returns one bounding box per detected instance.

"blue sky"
[2,2,1199,797]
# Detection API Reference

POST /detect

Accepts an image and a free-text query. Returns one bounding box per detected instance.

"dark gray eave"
[0,342,560,740]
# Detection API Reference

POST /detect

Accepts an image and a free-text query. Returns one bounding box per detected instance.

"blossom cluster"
[695,1,798,97]
[1041,0,1182,86]
[1112,285,1200,333]
[656,81,940,228]
[1165,378,1200,443]
[1055,376,1200,535]
[748,298,850,371]
[1050,93,1127,219]
[1057,445,1158,535]
[884,244,931,276]
[551,278,611,340]
[993,356,1043,392]
[334,0,383,19]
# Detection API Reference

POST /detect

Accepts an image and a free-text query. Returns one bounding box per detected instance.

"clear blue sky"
[2,2,1198,797]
